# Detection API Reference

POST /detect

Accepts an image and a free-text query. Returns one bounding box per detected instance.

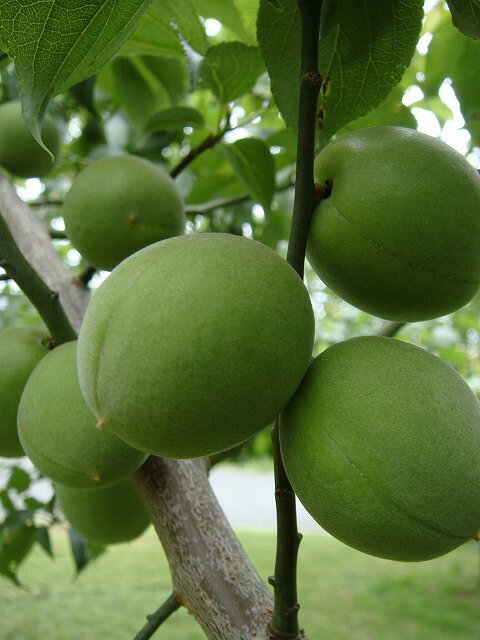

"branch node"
[305,71,322,84]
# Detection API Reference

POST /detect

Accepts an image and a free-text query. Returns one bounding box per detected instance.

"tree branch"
[170,132,225,179]
[49,228,67,240]
[76,265,96,287]
[135,457,273,640]
[133,593,181,640]
[170,109,231,179]
[185,179,295,215]
[0,213,77,344]
[270,420,303,639]
[0,174,90,333]
[270,2,323,638]
[30,199,63,207]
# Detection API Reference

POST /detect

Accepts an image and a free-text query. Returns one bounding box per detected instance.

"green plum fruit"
[18,341,146,488]
[0,327,50,458]
[62,154,186,271]
[308,126,480,322]
[56,477,150,545]
[77,233,315,458]
[280,336,480,562]
[0,101,61,178]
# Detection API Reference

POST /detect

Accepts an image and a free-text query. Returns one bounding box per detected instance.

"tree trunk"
[0,174,274,639]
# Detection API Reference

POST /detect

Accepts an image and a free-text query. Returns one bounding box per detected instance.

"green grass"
[1,528,479,639]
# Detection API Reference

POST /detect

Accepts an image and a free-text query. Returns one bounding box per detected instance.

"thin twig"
[185,178,295,215]
[132,594,181,640]
[170,108,233,179]
[0,213,77,344]
[76,265,96,287]
[170,132,225,179]
[269,1,323,638]
[30,199,63,207]
[49,228,67,240]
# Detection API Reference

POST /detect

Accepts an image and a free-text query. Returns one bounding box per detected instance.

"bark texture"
[0,174,274,639]
[0,173,89,329]
[135,457,273,640]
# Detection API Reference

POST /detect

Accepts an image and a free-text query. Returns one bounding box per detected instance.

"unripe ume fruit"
[0,101,61,178]
[308,126,480,321]
[0,327,50,458]
[77,233,315,458]
[18,341,146,488]
[62,154,186,270]
[280,336,480,561]
[56,477,150,545]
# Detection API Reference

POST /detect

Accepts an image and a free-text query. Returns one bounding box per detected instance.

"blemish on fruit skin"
[96,418,107,430]
[128,213,139,224]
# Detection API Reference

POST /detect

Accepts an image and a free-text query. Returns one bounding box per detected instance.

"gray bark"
[0,174,90,329]
[0,173,274,639]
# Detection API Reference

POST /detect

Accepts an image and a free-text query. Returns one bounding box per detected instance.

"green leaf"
[24,497,47,511]
[69,77,97,117]
[225,138,275,211]
[67,529,105,575]
[446,0,480,39]
[257,0,423,137]
[201,42,264,103]
[0,0,154,150]
[255,208,291,250]
[233,0,260,42]
[423,17,480,146]
[0,492,14,512]
[186,174,244,204]
[36,527,53,558]
[0,525,36,584]
[7,468,30,494]
[105,58,160,128]
[98,57,174,128]
[121,0,208,57]
[192,0,257,44]
[68,529,89,575]
[143,57,188,106]
[337,87,417,136]
[0,510,35,536]
[146,107,205,132]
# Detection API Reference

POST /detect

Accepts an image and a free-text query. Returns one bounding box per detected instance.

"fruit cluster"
[1,120,480,560]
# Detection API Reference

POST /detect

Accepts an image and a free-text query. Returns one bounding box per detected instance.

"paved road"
[210,466,325,533]
[1,460,326,533]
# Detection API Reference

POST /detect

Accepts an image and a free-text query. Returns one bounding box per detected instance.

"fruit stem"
[0,213,77,345]
[375,321,406,338]
[132,593,181,640]
[270,2,324,638]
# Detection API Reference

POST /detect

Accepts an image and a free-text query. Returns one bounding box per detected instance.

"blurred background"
[1,0,479,637]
